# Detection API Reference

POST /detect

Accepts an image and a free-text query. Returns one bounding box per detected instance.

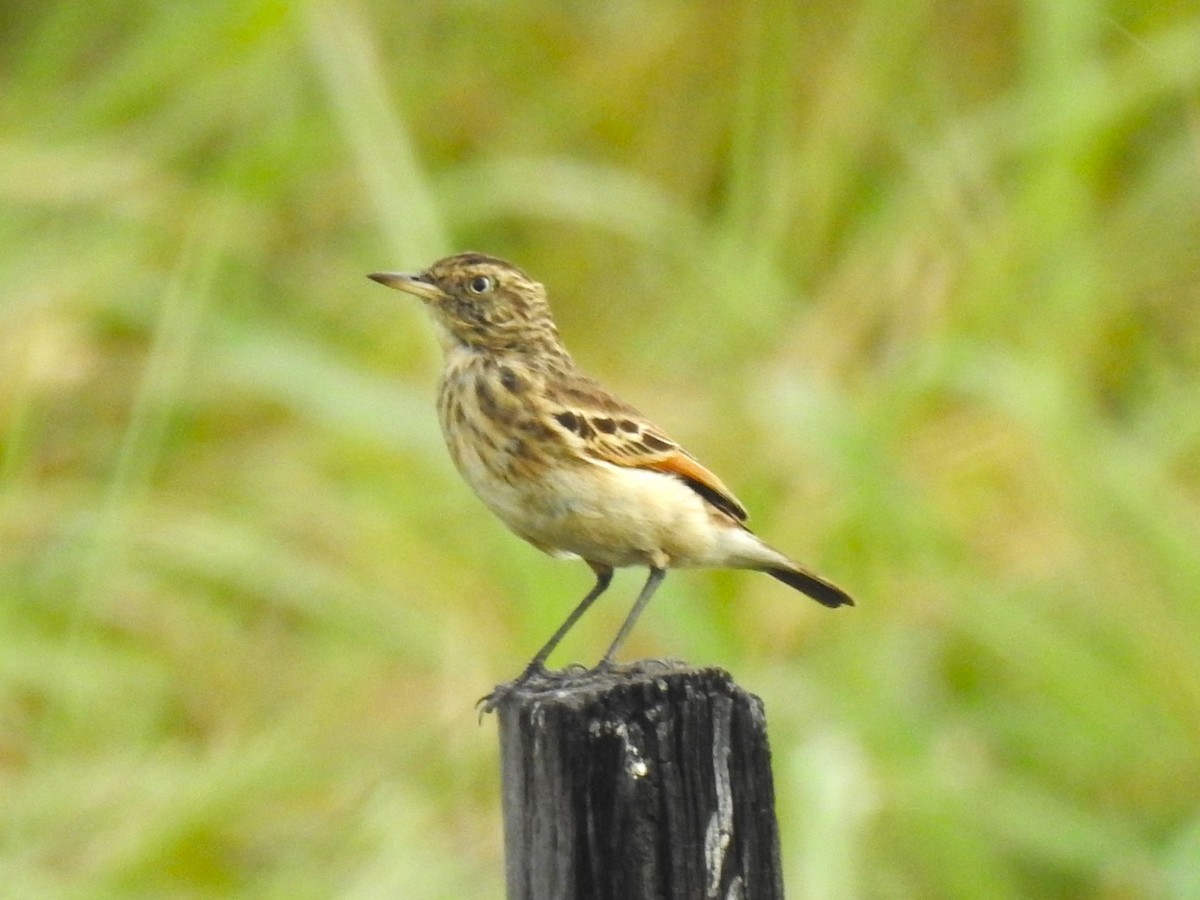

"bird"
[368,252,852,690]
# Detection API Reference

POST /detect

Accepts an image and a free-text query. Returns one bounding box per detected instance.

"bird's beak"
[367,271,444,303]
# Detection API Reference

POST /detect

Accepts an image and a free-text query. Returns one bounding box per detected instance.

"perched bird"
[369,253,852,686]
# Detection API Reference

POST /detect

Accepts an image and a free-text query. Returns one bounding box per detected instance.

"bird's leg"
[597,566,666,668]
[518,562,614,682]
[477,564,615,717]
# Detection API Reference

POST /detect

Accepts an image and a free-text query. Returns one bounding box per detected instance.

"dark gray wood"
[493,661,785,900]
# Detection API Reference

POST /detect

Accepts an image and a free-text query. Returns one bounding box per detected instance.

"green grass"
[2,1,1199,896]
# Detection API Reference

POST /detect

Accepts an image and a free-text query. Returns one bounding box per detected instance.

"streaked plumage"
[368,252,852,688]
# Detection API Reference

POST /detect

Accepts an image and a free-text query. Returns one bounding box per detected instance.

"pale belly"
[451,436,724,569]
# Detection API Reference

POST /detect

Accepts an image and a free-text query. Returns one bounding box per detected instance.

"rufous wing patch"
[632,448,749,522]
[544,369,750,522]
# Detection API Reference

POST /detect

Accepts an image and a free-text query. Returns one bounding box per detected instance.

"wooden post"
[493,662,785,900]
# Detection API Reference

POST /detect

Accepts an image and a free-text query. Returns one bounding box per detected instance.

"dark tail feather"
[767,566,854,608]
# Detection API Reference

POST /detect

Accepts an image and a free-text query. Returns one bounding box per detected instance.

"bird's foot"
[591,657,690,678]
[476,661,595,718]
[476,658,692,718]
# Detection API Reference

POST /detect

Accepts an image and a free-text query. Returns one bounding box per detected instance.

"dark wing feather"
[545,371,749,522]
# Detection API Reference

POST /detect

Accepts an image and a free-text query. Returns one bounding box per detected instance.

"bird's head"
[369,253,566,357]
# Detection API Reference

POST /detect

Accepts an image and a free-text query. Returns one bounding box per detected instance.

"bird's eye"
[468,275,492,294]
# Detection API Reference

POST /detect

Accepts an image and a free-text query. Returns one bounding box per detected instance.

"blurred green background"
[2,0,1199,896]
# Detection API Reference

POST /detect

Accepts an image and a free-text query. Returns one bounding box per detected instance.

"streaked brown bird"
[369,253,852,687]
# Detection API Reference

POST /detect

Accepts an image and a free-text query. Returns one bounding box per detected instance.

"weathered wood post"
[492,661,785,900]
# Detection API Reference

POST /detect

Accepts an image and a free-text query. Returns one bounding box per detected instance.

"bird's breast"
[436,355,564,522]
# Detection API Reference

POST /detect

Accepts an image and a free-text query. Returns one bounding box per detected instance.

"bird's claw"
[476,662,604,719]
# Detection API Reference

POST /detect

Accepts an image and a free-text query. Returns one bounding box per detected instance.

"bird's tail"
[717,527,854,608]
[766,564,854,608]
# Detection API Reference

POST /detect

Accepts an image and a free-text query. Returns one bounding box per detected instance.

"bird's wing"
[545,373,749,522]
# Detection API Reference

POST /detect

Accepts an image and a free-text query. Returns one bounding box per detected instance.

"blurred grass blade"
[305,0,448,262]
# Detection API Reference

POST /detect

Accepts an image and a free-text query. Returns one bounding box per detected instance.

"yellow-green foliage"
[2,1,1199,896]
